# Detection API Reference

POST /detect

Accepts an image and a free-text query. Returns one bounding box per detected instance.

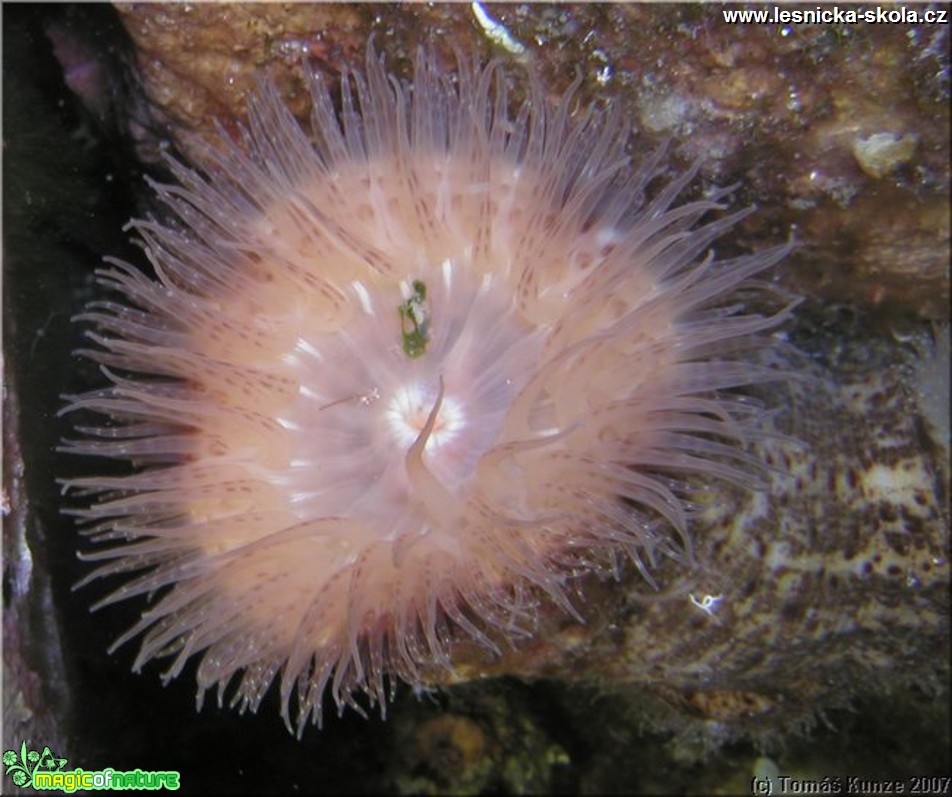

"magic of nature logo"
[3,740,180,792]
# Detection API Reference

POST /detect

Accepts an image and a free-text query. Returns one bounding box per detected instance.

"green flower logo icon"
[3,741,67,790]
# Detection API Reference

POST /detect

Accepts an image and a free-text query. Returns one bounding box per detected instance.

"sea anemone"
[61,45,794,735]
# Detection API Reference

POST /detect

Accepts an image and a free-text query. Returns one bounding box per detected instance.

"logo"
[3,741,180,792]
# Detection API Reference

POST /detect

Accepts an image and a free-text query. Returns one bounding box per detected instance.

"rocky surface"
[112,3,950,320]
[439,318,950,741]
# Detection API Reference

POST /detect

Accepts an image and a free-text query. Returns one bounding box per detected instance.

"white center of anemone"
[270,264,545,530]
[385,382,464,452]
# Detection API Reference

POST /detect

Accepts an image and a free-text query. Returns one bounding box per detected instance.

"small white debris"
[690,593,724,617]
[472,2,526,55]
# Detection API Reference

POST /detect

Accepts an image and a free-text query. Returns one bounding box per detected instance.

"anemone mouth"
[251,256,546,535]
[60,43,794,735]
